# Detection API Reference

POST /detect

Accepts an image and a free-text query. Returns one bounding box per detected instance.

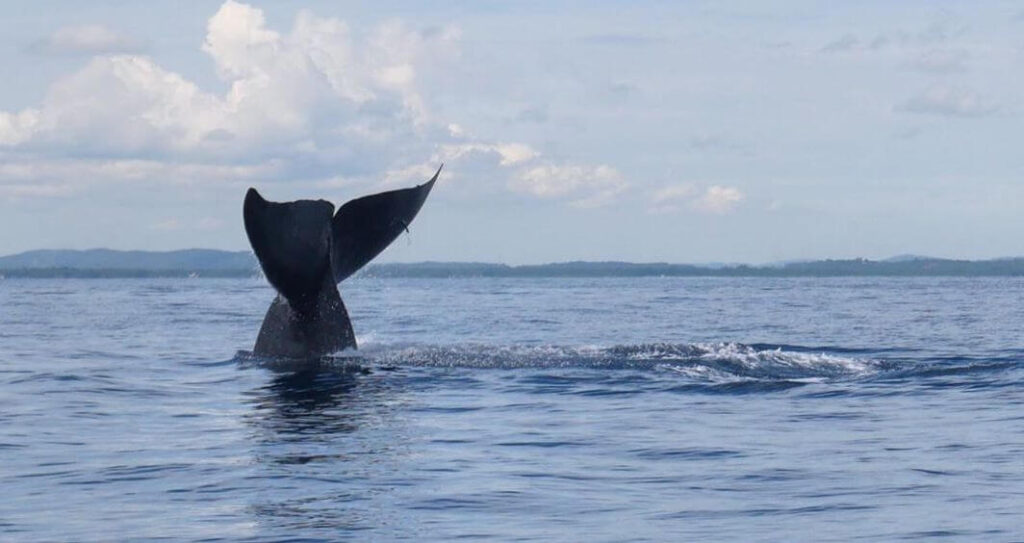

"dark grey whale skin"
[244,166,440,359]
[252,274,356,359]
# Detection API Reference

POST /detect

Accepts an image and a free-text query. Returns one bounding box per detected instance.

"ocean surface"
[1,276,1022,541]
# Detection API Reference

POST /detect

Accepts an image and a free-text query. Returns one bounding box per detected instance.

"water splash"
[334,342,882,384]
[235,342,1022,390]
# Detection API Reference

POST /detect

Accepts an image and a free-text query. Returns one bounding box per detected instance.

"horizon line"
[2,247,1024,268]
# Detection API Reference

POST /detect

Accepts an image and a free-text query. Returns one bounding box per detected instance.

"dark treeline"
[0,268,253,278]
[5,258,1024,278]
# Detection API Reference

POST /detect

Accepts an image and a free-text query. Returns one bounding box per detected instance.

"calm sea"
[1,277,1022,541]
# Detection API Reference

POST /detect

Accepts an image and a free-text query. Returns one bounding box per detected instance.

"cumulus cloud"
[648,184,743,214]
[694,186,744,214]
[510,164,627,207]
[378,141,539,190]
[29,24,145,56]
[2,1,460,176]
[441,142,538,167]
[0,109,40,145]
[1,1,616,209]
[899,85,998,118]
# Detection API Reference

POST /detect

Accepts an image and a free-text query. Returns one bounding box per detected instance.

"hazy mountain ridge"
[0,249,256,272]
[2,249,1024,277]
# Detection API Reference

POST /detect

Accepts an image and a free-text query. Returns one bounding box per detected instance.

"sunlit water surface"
[1,277,1022,541]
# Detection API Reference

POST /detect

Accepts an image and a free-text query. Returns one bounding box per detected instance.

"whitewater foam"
[302,342,884,384]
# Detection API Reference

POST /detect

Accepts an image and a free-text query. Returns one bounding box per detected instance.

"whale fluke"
[243,189,335,303]
[331,165,441,282]
[243,167,440,359]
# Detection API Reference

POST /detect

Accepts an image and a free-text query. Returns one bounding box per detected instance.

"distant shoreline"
[3,249,1024,278]
[4,259,1024,278]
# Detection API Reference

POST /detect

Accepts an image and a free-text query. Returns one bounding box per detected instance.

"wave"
[234,342,1024,395]
[237,342,885,384]
[368,342,882,382]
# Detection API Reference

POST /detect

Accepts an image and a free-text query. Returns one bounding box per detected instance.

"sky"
[1,1,1022,264]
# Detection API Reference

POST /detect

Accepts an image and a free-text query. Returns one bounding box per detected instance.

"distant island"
[1,248,1024,278]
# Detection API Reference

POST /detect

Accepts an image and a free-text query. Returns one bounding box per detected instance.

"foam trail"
[327,342,883,383]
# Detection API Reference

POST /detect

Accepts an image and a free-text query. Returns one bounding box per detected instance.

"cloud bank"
[0,0,619,207]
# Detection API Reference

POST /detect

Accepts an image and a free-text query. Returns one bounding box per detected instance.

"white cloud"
[0,109,40,145]
[899,85,997,118]
[1,1,460,175]
[648,184,743,214]
[0,1,620,211]
[511,164,627,207]
[381,161,442,187]
[440,142,539,166]
[652,185,695,203]
[29,24,145,55]
[0,182,74,199]
[493,143,539,166]
[202,0,281,79]
[29,55,223,152]
[379,141,538,188]
[648,184,695,214]
[0,157,278,182]
[0,157,281,200]
[693,185,744,214]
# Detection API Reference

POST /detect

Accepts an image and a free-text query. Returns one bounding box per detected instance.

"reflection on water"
[241,367,415,537]
[248,370,362,436]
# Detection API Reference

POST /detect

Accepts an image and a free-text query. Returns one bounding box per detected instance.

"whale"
[243,166,440,359]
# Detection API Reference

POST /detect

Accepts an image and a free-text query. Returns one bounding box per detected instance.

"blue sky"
[1,1,1022,263]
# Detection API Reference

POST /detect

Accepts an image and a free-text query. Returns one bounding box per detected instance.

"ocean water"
[1,276,1022,541]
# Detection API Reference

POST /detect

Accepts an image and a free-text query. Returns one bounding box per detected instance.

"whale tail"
[331,165,441,282]
[243,166,440,358]
[243,189,335,306]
